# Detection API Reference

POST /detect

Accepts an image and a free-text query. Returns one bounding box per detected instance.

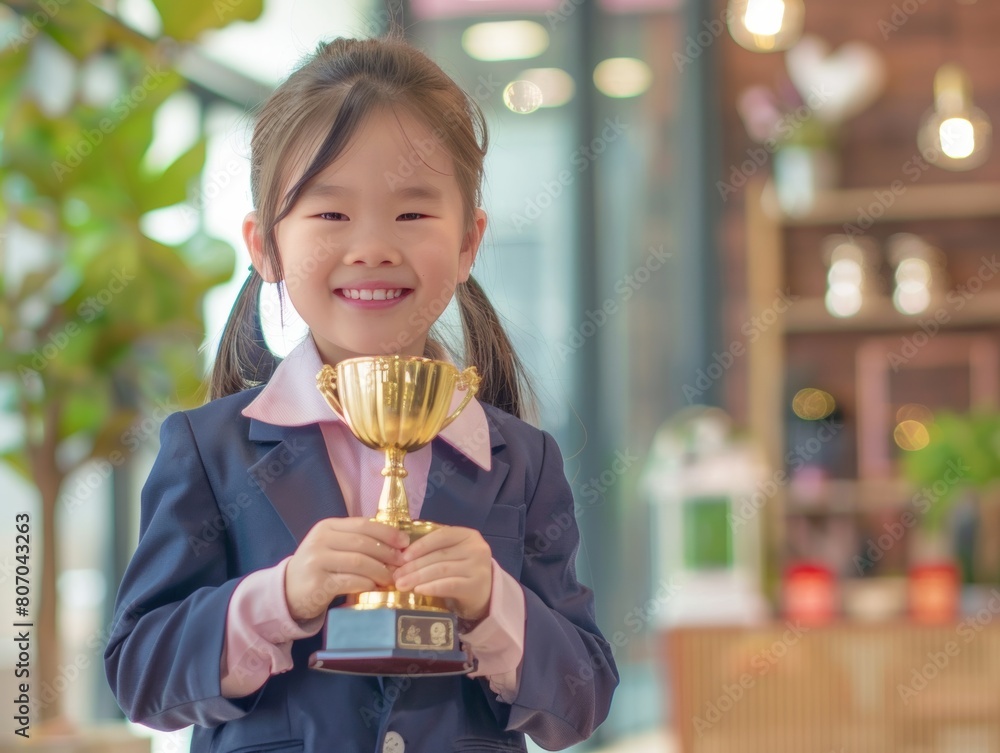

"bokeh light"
[503,80,544,114]
[461,21,549,62]
[593,57,652,98]
[792,388,836,420]
[894,419,931,451]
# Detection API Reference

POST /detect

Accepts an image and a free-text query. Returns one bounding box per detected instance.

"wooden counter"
[663,620,1000,753]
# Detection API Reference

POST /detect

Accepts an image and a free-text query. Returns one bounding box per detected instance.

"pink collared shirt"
[219,335,525,702]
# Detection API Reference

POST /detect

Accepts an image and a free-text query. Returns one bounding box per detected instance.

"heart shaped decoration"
[786,35,886,125]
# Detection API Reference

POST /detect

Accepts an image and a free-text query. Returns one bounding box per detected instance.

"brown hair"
[208,35,534,420]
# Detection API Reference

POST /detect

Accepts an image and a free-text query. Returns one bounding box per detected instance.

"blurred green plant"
[0,0,262,731]
[901,411,1000,533]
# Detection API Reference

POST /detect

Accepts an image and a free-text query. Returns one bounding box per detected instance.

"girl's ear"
[458,208,488,283]
[243,211,280,283]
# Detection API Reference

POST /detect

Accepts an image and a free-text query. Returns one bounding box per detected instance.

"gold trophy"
[311,355,481,675]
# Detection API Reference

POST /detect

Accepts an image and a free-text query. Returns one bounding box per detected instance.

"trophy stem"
[374,446,411,527]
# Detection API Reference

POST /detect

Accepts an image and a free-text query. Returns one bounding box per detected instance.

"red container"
[908,561,959,624]
[783,562,837,626]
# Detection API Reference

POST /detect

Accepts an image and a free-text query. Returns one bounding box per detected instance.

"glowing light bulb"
[727,0,803,52]
[823,237,874,318]
[888,234,944,316]
[939,116,976,159]
[917,64,992,170]
[744,0,786,36]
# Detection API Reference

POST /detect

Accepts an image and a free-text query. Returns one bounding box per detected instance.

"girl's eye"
[397,213,424,221]
[318,212,348,221]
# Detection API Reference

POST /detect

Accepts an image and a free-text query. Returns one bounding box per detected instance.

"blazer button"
[383,730,404,753]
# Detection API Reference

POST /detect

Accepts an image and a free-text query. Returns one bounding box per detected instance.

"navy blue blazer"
[104,386,618,752]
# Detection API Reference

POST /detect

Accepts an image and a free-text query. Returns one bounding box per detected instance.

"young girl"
[105,36,618,753]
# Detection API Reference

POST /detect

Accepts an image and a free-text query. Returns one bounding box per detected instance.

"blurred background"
[1,0,999,751]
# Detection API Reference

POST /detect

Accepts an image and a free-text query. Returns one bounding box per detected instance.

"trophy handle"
[315,365,342,416]
[440,366,481,429]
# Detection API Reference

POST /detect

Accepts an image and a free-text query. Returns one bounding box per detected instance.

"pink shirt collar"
[241,336,492,471]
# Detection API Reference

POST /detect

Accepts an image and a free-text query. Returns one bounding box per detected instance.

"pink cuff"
[220,557,325,698]
[459,560,525,703]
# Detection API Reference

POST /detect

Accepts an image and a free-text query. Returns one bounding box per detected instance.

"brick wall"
[715,0,1000,426]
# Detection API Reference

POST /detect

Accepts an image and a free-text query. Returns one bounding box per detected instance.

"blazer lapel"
[419,413,510,531]
[247,419,348,544]
[247,411,511,540]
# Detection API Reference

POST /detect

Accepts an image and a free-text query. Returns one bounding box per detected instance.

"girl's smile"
[333,281,414,308]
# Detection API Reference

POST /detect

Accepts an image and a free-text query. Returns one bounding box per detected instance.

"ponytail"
[454,275,535,422]
[207,269,281,402]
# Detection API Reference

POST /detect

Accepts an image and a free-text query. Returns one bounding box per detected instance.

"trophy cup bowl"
[311,355,481,675]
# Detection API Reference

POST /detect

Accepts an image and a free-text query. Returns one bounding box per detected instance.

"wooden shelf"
[784,291,1000,333]
[785,478,913,514]
[761,180,1000,226]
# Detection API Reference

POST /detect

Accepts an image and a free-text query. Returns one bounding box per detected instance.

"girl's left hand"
[393,526,493,624]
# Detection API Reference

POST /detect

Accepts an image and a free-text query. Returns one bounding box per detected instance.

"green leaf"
[0,43,29,125]
[137,138,207,213]
[59,381,111,439]
[0,449,31,483]
[150,0,264,42]
[178,232,237,288]
[43,1,117,58]
[88,409,141,462]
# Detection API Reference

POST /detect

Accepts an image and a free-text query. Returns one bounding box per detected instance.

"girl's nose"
[342,226,403,267]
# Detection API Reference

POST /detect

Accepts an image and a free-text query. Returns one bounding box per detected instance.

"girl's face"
[245,109,486,365]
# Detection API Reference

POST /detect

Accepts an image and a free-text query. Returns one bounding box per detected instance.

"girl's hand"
[392,526,493,624]
[284,518,409,623]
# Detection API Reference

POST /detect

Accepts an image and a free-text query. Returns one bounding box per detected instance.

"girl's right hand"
[284,518,409,623]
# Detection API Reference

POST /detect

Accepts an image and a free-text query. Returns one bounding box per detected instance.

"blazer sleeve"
[104,411,263,730]
[503,430,620,749]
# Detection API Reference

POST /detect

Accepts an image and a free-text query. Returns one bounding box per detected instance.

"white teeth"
[341,288,404,300]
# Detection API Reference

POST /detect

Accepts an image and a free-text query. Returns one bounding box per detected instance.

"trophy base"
[311,648,472,676]
[309,606,474,677]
